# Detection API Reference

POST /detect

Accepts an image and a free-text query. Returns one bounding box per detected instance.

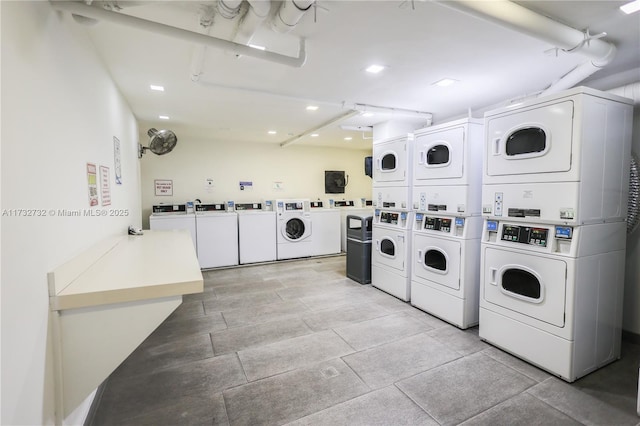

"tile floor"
[91,255,640,426]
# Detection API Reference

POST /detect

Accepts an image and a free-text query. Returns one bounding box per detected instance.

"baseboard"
[622,330,640,345]
[83,379,108,426]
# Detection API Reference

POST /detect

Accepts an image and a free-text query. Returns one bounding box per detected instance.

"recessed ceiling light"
[362,112,374,117]
[249,44,266,50]
[159,115,169,120]
[268,130,277,135]
[365,64,385,74]
[306,105,319,111]
[621,0,640,14]
[433,78,458,87]
[150,85,165,91]
[310,133,319,137]
[344,137,353,141]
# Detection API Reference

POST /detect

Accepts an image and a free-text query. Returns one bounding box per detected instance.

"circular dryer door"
[284,218,308,241]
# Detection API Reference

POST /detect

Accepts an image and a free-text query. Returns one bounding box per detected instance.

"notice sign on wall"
[155,179,173,196]
[87,163,98,206]
[100,166,111,206]
[239,181,253,191]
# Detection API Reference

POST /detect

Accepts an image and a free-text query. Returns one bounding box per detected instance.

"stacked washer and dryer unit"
[371,135,415,302]
[410,118,484,329]
[479,87,634,382]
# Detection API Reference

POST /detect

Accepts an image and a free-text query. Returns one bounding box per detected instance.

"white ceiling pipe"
[607,82,640,105]
[234,0,271,46]
[436,0,617,94]
[50,0,307,68]
[271,0,314,34]
[217,0,243,19]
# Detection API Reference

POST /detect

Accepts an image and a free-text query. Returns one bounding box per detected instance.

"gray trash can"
[346,214,373,284]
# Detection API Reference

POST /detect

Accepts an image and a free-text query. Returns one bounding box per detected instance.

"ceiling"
[67,0,640,150]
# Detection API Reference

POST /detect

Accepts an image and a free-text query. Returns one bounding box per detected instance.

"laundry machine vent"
[628,153,640,234]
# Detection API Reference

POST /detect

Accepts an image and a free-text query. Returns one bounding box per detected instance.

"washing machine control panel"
[501,225,548,247]
[380,211,399,225]
[424,217,452,232]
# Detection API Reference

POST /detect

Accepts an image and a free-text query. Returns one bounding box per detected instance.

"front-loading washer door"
[413,234,460,290]
[486,100,573,177]
[483,247,566,327]
[282,217,310,242]
[372,227,407,273]
[414,126,464,183]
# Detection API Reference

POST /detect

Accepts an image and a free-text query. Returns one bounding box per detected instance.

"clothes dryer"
[482,87,633,225]
[373,185,412,211]
[371,209,414,301]
[195,202,238,269]
[149,204,197,253]
[275,199,313,260]
[411,214,482,329]
[372,134,413,187]
[479,219,626,382]
[309,201,341,256]
[412,118,483,217]
[236,201,276,264]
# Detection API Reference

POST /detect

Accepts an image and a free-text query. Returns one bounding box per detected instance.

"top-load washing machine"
[195,202,238,269]
[371,208,414,301]
[372,134,414,187]
[309,201,341,256]
[274,199,313,260]
[479,218,626,382]
[412,118,484,217]
[236,201,277,264]
[149,204,197,253]
[482,87,634,225]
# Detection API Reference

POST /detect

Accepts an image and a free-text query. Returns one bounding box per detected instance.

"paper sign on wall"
[87,163,98,206]
[273,181,284,191]
[155,179,173,196]
[100,166,111,206]
[239,181,253,191]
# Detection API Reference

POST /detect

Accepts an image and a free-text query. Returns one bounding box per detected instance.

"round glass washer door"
[285,218,306,240]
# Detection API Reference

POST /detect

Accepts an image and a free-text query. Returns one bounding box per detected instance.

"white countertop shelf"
[49,230,203,311]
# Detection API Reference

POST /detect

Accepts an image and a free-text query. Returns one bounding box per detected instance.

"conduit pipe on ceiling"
[234,0,271,45]
[435,0,617,95]
[280,110,360,148]
[50,0,307,68]
[217,0,243,19]
[607,82,640,105]
[190,7,215,82]
[272,0,314,34]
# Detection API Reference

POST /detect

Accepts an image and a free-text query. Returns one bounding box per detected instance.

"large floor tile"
[343,332,461,389]
[204,291,283,314]
[297,287,369,311]
[94,354,246,425]
[276,281,352,300]
[301,303,390,332]
[213,279,285,297]
[238,330,355,381]
[480,346,550,383]
[223,358,369,426]
[396,352,536,425]
[111,333,214,380]
[221,300,310,328]
[427,324,489,355]
[460,392,582,426]
[527,377,640,426]
[145,312,228,344]
[164,300,205,322]
[211,318,312,355]
[286,386,438,426]
[334,312,432,351]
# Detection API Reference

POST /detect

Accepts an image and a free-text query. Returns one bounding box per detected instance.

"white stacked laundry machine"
[478,87,634,382]
[309,201,341,256]
[410,118,484,329]
[371,134,415,301]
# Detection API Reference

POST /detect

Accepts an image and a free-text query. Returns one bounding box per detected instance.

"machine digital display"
[380,212,399,224]
[424,217,452,232]
[285,202,303,210]
[501,225,548,247]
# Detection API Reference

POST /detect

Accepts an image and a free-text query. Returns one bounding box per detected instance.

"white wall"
[1,2,142,424]
[624,106,640,336]
[141,137,372,228]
